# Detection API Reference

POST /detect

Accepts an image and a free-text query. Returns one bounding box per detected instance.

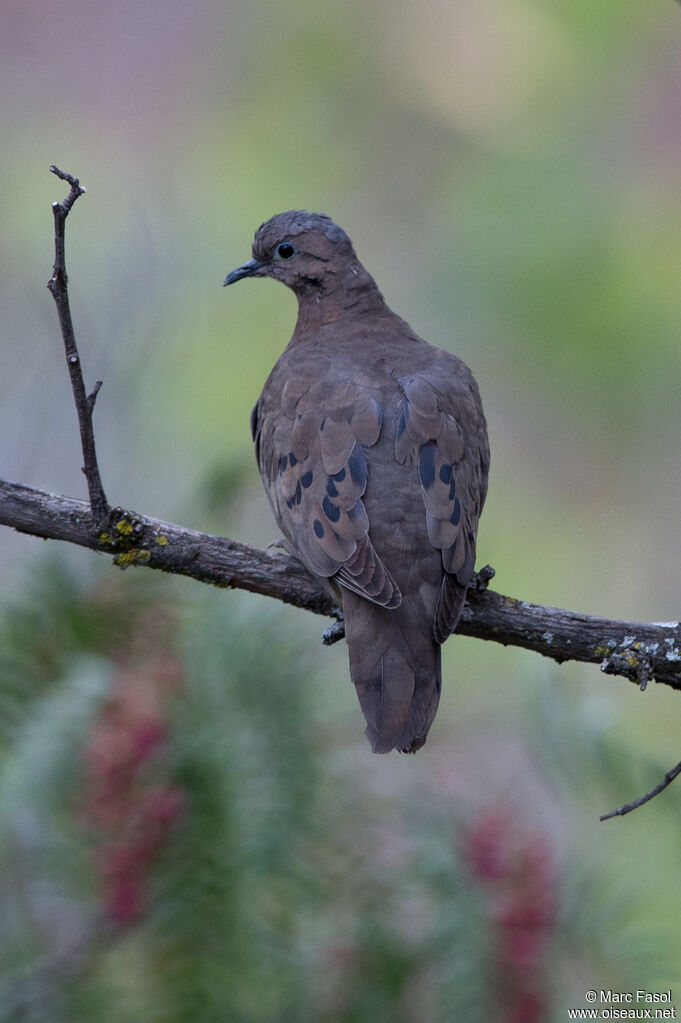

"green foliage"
[0,556,154,756]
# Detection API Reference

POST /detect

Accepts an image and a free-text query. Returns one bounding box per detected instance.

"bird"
[224,211,489,753]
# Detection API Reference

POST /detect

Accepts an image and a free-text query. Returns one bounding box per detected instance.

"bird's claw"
[267,536,297,556]
[322,607,345,646]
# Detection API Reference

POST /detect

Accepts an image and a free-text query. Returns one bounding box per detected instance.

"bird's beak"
[223,259,266,286]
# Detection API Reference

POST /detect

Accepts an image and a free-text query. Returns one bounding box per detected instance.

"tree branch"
[1,477,679,694]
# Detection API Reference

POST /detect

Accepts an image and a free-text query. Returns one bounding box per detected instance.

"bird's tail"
[342,591,441,753]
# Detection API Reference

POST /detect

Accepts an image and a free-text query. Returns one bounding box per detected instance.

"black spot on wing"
[332,467,346,482]
[313,519,324,538]
[450,497,461,525]
[347,445,367,489]
[322,495,341,523]
[301,470,313,488]
[418,441,437,490]
[326,478,339,497]
[439,463,452,485]
[289,451,298,467]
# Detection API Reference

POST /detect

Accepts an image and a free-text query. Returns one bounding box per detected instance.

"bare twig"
[47,165,109,522]
[600,759,681,820]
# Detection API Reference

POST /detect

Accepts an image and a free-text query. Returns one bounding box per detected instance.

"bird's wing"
[395,355,489,642]
[253,373,401,609]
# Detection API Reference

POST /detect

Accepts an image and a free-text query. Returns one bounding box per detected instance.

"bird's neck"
[291,261,386,337]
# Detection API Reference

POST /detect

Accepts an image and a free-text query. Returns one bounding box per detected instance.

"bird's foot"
[322,607,345,646]
[469,564,495,592]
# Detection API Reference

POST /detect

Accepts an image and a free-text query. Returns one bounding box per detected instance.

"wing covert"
[256,386,401,609]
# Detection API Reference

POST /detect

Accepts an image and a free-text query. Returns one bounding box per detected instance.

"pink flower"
[465,808,556,1023]
[80,644,186,927]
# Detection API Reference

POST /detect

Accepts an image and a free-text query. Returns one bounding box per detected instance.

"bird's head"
[223,210,366,297]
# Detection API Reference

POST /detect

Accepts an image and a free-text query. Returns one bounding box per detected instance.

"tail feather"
[343,591,441,753]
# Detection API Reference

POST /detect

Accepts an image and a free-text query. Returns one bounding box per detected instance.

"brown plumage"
[224,211,489,753]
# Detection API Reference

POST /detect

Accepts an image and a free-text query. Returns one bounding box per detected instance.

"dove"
[225,211,489,752]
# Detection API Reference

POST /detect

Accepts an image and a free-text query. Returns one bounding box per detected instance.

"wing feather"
[396,363,488,641]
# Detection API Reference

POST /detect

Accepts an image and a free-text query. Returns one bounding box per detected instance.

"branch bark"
[1,476,679,693]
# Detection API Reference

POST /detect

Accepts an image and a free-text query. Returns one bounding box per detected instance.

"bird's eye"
[275,242,297,260]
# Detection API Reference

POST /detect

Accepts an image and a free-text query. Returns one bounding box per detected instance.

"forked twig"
[47,165,109,522]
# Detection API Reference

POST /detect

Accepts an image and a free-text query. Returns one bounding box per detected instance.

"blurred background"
[1,1,681,1019]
